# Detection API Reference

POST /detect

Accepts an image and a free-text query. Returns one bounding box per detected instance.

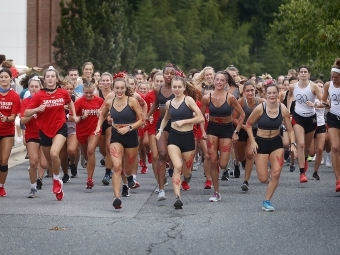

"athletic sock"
[300,168,304,174]
[53,174,60,180]
[31,183,37,189]
[105,168,111,175]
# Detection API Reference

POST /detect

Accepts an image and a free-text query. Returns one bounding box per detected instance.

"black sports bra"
[110,97,136,124]
[169,97,193,122]
[208,93,233,117]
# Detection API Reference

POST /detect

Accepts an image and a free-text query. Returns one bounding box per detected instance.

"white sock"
[31,183,36,189]
[53,174,60,180]
[133,174,137,180]
[0,183,3,187]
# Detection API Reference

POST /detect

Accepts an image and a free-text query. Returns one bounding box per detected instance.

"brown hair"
[215,71,238,88]
[332,58,340,69]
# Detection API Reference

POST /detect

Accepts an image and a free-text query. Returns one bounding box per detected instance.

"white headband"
[47,66,56,70]
[331,68,340,73]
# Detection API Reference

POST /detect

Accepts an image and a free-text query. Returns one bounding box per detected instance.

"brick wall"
[27,0,66,68]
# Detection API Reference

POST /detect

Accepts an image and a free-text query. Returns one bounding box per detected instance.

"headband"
[331,68,340,73]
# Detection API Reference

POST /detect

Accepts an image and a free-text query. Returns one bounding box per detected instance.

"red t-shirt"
[21,98,39,140]
[75,96,104,137]
[26,88,71,138]
[0,89,20,136]
[145,90,160,124]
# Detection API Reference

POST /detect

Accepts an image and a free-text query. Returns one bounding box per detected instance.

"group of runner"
[1,57,340,212]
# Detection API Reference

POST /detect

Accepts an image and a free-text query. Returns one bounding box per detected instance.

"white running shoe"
[326,154,332,168]
[157,190,166,201]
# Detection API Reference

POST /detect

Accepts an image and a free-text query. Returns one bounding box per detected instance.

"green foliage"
[269,0,340,77]
[53,0,138,75]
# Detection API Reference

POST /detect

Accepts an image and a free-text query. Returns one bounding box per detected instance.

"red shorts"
[194,125,202,140]
[77,135,88,145]
[147,119,157,136]
[138,126,146,137]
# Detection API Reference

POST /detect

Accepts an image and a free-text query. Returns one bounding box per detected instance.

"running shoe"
[102,174,110,185]
[0,187,6,197]
[81,156,87,168]
[139,159,144,167]
[70,164,77,178]
[336,181,340,192]
[62,174,70,183]
[45,169,52,178]
[300,173,308,183]
[100,157,105,166]
[52,179,62,194]
[174,196,183,209]
[221,169,229,181]
[36,178,43,190]
[147,152,152,164]
[262,200,275,212]
[164,176,168,186]
[121,185,130,197]
[181,181,190,191]
[168,168,173,177]
[234,163,240,178]
[86,178,94,189]
[154,184,160,194]
[130,180,140,189]
[304,159,308,172]
[204,180,212,189]
[158,190,166,201]
[290,165,296,172]
[112,198,122,209]
[326,154,332,168]
[27,188,37,198]
[209,192,221,202]
[56,190,64,201]
[241,181,249,191]
[312,172,320,180]
[25,153,29,159]
[241,159,246,170]
[140,166,148,174]
[127,176,135,188]
[321,157,324,165]
[307,156,313,162]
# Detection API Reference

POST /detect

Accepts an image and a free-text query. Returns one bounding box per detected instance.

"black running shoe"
[174,197,183,209]
[234,163,240,178]
[221,169,229,181]
[312,172,320,180]
[70,164,77,178]
[62,174,70,183]
[241,159,246,169]
[127,176,135,188]
[100,158,105,166]
[241,181,249,191]
[36,178,43,190]
[121,185,130,197]
[168,168,174,177]
[112,198,122,209]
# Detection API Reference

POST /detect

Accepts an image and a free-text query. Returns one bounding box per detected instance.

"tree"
[53,0,138,74]
[53,0,95,74]
[269,0,340,77]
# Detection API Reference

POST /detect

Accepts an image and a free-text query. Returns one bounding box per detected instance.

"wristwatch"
[234,130,239,134]
[291,142,297,147]
[128,125,133,131]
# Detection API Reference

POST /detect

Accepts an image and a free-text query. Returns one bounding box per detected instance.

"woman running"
[156,76,204,209]
[95,72,114,186]
[25,66,78,201]
[20,76,48,197]
[306,80,326,180]
[73,79,104,189]
[95,74,144,209]
[233,80,265,191]
[321,58,340,191]
[201,71,245,202]
[246,82,297,211]
[287,66,322,183]
[0,68,21,197]
[146,64,177,201]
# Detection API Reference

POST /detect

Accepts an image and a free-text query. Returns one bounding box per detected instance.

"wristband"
[158,128,163,133]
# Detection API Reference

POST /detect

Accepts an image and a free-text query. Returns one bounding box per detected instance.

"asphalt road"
[1,149,340,255]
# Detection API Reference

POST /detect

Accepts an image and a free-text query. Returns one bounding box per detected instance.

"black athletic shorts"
[168,128,195,152]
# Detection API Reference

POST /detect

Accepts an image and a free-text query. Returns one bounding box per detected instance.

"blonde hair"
[192,66,215,87]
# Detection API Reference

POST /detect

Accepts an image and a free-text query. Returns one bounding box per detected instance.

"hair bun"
[335,58,340,67]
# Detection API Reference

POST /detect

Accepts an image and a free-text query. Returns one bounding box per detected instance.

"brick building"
[0,0,67,68]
